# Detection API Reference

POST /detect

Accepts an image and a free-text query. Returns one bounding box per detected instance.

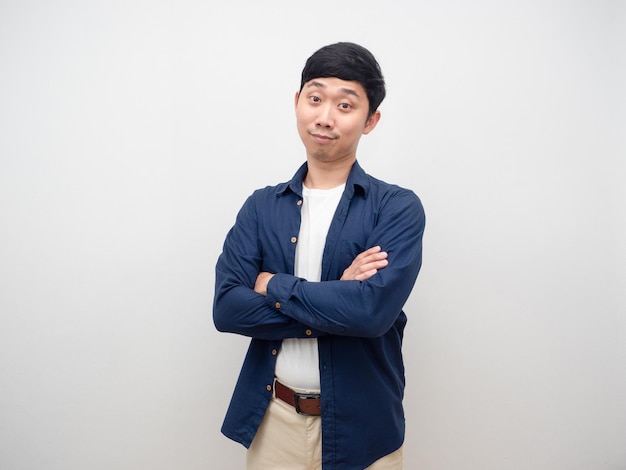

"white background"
[1,1,624,469]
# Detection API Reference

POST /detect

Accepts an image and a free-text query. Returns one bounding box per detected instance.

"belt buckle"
[293,392,320,416]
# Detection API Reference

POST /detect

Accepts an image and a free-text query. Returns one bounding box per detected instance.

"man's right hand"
[340,246,388,281]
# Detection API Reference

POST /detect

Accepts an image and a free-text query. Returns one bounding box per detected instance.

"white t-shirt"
[274,183,345,392]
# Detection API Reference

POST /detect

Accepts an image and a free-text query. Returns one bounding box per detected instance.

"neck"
[304,157,355,189]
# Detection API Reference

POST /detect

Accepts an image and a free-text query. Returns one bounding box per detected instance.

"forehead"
[303,77,366,98]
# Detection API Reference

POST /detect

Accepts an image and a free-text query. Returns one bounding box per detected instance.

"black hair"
[300,42,386,117]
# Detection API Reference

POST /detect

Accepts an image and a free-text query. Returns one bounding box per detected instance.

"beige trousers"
[247,395,404,470]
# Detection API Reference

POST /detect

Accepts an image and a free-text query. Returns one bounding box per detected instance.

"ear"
[362,110,381,135]
[294,91,300,112]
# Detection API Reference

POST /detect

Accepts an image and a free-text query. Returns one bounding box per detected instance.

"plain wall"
[1,1,624,469]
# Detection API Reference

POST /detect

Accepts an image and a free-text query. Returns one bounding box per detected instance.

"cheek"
[343,122,364,138]
[295,110,311,128]
[296,119,310,141]
[296,118,309,134]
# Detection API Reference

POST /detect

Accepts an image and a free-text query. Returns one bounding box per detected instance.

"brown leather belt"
[274,380,321,416]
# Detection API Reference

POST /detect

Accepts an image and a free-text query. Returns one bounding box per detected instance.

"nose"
[315,104,334,129]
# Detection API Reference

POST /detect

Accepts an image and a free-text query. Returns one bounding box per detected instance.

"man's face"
[295,77,380,165]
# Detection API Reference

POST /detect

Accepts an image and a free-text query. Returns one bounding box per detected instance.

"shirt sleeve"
[265,189,425,338]
[213,193,324,340]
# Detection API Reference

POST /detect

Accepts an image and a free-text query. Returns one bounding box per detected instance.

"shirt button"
[290,236,297,243]
[271,349,278,356]
[305,329,312,336]
[297,200,303,206]
[266,384,272,392]
[275,301,281,309]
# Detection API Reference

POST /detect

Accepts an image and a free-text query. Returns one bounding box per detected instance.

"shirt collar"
[277,160,369,199]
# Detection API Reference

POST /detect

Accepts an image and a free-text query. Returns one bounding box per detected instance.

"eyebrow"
[307,80,360,98]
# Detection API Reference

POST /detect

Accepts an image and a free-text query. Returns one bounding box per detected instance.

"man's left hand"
[254,272,275,296]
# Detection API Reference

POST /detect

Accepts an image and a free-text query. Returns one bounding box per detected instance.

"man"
[213,42,425,469]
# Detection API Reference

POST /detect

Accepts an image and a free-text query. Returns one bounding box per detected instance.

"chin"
[310,150,333,161]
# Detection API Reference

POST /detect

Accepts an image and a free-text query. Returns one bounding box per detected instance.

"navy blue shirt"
[213,161,425,469]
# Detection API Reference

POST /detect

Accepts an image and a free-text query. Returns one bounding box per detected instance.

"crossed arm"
[214,188,424,340]
[253,246,389,296]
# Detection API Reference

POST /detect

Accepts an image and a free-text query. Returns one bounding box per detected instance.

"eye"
[310,96,321,103]
[338,103,351,110]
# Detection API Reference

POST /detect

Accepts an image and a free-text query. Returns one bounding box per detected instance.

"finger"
[354,246,381,261]
[359,251,388,267]
[356,268,378,281]
[359,259,388,274]
[364,245,382,257]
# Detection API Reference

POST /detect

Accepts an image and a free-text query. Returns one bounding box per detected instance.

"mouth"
[309,132,337,144]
